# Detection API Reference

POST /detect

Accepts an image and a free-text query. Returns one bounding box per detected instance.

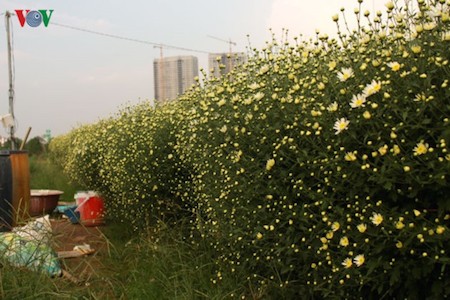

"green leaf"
[431,281,443,297]
[389,267,401,286]
[383,181,393,190]
[402,111,408,121]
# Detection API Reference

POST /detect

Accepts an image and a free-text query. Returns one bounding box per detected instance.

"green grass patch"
[101,220,247,299]
[0,157,245,299]
[1,220,247,299]
[29,155,83,203]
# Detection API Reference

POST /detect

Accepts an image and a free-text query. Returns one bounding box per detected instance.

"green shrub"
[53,101,195,230]
[48,133,71,169]
[24,136,46,156]
[176,1,450,298]
[51,0,450,298]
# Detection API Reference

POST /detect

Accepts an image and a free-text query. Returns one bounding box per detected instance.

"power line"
[51,22,211,54]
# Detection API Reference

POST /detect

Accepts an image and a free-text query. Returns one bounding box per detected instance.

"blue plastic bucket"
[62,205,79,224]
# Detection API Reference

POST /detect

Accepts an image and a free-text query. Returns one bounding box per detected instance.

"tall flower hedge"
[50,101,194,228]
[50,0,450,298]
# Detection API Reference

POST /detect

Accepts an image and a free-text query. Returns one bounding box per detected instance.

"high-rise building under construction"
[153,55,198,103]
[208,52,247,78]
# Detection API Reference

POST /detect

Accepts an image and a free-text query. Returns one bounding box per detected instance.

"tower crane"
[153,43,209,102]
[51,20,210,102]
[207,35,237,74]
[207,35,236,55]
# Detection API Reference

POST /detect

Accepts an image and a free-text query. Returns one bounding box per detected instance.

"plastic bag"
[0,215,61,276]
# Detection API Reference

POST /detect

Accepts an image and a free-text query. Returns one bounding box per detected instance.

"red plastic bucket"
[75,191,105,226]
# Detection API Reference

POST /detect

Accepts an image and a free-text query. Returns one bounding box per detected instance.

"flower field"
[50,1,450,298]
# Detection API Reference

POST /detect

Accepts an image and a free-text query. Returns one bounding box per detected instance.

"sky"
[0,0,388,140]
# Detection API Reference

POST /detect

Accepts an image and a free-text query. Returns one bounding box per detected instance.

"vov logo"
[15,10,54,27]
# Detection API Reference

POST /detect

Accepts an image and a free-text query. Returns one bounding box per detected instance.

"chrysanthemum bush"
[50,101,194,229]
[50,0,450,298]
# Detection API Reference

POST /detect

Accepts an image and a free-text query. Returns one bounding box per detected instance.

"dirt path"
[51,218,109,283]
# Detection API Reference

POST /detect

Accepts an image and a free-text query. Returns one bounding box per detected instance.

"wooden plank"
[57,248,95,259]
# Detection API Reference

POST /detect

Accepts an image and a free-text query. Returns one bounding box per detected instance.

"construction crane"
[153,42,209,102]
[207,35,236,55]
[51,21,210,102]
[207,35,237,74]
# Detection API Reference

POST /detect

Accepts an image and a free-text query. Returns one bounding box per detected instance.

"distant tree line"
[0,136,48,156]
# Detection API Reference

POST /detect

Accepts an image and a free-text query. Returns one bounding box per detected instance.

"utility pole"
[5,11,16,150]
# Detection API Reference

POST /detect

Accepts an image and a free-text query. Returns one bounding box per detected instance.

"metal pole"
[5,11,16,150]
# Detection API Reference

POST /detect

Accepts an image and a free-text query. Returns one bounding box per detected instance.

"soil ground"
[50,216,109,284]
